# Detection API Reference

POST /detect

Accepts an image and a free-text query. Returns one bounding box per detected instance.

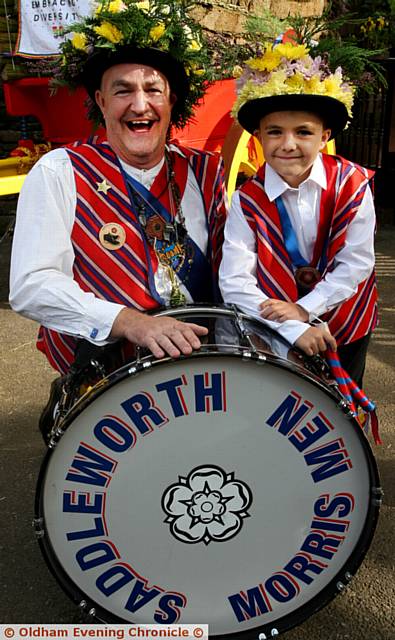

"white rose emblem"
[162,465,252,545]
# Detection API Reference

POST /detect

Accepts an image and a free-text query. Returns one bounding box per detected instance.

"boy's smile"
[256,111,331,188]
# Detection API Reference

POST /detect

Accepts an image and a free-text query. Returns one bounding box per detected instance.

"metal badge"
[99,223,126,250]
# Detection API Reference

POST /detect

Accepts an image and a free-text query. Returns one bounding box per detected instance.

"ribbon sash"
[275,195,328,273]
[125,172,212,304]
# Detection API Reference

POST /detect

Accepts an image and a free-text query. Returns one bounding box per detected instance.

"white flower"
[162,465,252,545]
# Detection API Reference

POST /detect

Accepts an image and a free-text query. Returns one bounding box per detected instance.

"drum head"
[36,334,380,637]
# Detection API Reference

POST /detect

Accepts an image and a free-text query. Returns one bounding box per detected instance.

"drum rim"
[35,306,382,635]
[49,305,345,431]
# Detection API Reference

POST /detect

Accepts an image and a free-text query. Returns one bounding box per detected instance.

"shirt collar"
[120,156,165,189]
[264,153,327,202]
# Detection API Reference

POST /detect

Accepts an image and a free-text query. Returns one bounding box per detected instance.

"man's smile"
[125,119,156,132]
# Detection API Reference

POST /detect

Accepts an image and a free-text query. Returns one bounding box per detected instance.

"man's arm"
[9,150,207,356]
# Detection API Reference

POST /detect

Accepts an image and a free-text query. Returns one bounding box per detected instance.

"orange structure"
[0,76,335,196]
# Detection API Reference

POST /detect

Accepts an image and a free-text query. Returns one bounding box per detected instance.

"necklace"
[130,151,193,307]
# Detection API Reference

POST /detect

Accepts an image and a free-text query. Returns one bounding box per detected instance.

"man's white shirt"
[9,145,209,345]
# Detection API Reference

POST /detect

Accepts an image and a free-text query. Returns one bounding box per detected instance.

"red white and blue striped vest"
[37,142,227,373]
[239,154,378,346]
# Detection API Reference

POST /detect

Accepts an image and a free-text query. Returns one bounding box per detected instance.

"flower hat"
[232,42,356,139]
[56,0,210,128]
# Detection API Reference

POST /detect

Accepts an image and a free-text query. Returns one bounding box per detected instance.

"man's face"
[256,111,331,187]
[95,63,176,169]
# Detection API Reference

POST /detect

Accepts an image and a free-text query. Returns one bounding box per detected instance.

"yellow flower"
[285,71,307,94]
[188,39,201,52]
[71,32,88,51]
[324,74,343,95]
[94,21,123,43]
[136,0,150,11]
[190,63,204,76]
[274,43,309,60]
[95,0,126,13]
[305,75,324,95]
[108,0,126,12]
[149,23,166,41]
[247,49,281,73]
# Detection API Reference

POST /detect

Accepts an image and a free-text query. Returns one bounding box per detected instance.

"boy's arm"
[219,192,336,354]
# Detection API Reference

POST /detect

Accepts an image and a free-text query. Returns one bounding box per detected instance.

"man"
[9,0,227,438]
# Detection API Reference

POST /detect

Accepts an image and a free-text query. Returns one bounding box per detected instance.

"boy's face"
[256,111,331,188]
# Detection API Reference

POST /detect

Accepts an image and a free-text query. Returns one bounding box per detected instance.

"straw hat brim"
[237,94,350,139]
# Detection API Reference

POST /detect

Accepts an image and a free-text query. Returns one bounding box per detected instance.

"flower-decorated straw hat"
[56,0,210,128]
[232,42,355,139]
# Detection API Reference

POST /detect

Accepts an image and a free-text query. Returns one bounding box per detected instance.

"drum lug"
[32,517,44,538]
[371,486,384,506]
[78,600,96,620]
[128,360,152,376]
[258,630,279,639]
[337,398,355,418]
[336,580,346,592]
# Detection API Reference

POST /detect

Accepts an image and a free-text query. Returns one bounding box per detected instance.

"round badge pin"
[99,223,126,250]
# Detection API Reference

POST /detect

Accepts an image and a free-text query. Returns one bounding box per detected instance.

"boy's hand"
[295,325,337,356]
[260,299,309,322]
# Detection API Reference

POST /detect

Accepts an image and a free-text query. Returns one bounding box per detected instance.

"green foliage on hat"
[54,0,213,127]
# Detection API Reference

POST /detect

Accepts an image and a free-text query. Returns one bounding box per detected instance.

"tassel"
[326,349,381,445]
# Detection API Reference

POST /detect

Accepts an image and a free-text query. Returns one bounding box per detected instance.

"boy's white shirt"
[219,154,376,345]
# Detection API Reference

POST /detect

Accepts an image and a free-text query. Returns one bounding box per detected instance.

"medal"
[99,223,126,250]
[294,266,321,292]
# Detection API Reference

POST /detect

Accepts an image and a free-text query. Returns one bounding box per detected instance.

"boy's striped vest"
[37,142,227,374]
[239,154,378,345]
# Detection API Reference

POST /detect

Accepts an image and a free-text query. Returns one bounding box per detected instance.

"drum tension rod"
[231,305,265,361]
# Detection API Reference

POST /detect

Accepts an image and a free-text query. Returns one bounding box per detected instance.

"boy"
[219,43,377,386]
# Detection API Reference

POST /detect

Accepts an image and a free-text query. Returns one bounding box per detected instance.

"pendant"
[170,284,187,308]
[294,266,321,292]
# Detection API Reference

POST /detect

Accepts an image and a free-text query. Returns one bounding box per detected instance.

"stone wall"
[191,0,326,34]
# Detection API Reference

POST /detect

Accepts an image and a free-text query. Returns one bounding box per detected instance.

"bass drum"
[35,306,381,638]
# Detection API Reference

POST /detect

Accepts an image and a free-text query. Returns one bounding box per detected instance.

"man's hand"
[110,308,208,359]
[295,325,337,356]
[260,299,309,322]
